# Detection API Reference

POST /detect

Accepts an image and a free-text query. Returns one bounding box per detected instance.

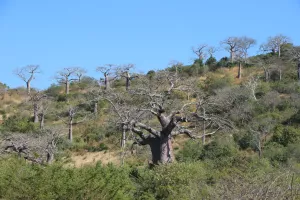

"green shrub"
[271,125,300,146]
[0,158,134,200]
[176,140,203,162]
[2,115,38,133]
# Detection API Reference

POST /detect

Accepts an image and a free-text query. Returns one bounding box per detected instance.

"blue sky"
[0,0,299,89]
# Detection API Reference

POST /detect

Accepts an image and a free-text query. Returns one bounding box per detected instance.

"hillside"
[1,41,300,199]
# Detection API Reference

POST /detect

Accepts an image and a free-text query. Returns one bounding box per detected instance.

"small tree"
[29,91,47,123]
[221,37,241,62]
[96,64,117,90]
[75,67,87,83]
[260,34,290,58]
[117,64,139,91]
[14,65,40,94]
[236,36,256,79]
[58,104,90,142]
[56,67,79,94]
[192,44,208,61]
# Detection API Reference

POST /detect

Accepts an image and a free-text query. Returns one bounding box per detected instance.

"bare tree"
[103,71,233,165]
[168,60,183,81]
[58,104,90,142]
[29,91,47,123]
[14,65,40,94]
[117,64,139,91]
[75,67,87,83]
[235,37,256,79]
[260,34,290,58]
[221,37,241,62]
[38,98,53,129]
[56,67,79,94]
[207,46,219,58]
[0,128,62,164]
[192,44,208,60]
[96,64,117,90]
[244,76,259,101]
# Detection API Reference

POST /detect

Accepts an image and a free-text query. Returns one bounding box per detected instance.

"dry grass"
[67,150,120,168]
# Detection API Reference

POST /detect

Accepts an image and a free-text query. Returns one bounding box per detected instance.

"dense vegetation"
[1,35,300,199]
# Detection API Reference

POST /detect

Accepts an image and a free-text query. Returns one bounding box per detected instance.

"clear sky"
[0,0,299,89]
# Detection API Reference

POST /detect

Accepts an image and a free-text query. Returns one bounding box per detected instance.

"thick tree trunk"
[68,120,73,142]
[40,113,45,129]
[66,81,70,95]
[33,103,39,123]
[238,62,242,79]
[278,46,281,58]
[160,134,173,164]
[148,137,161,165]
[125,78,130,91]
[26,81,31,94]
[47,152,54,164]
[230,51,234,63]
[104,75,109,90]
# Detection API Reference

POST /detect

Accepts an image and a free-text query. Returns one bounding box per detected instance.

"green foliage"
[270,125,300,146]
[1,115,37,133]
[0,158,134,200]
[176,140,203,162]
[134,163,210,200]
[205,72,234,92]
[200,140,238,168]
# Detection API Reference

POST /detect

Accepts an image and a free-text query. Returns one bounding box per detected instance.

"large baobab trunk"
[238,62,242,79]
[160,134,174,164]
[147,135,174,165]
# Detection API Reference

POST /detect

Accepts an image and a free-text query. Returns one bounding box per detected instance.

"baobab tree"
[103,71,233,164]
[29,91,47,123]
[58,104,90,142]
[260,34,290,58]
[221,37,241,62]
[38,98,52,129]
[192,44,208,61]
[207,46,218,58]
[56,67,79,94]
[117,64,139,91]
[75,67,87,82]
[96,64,117,90]
[236,37,257,78]
[14,65,40,94]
